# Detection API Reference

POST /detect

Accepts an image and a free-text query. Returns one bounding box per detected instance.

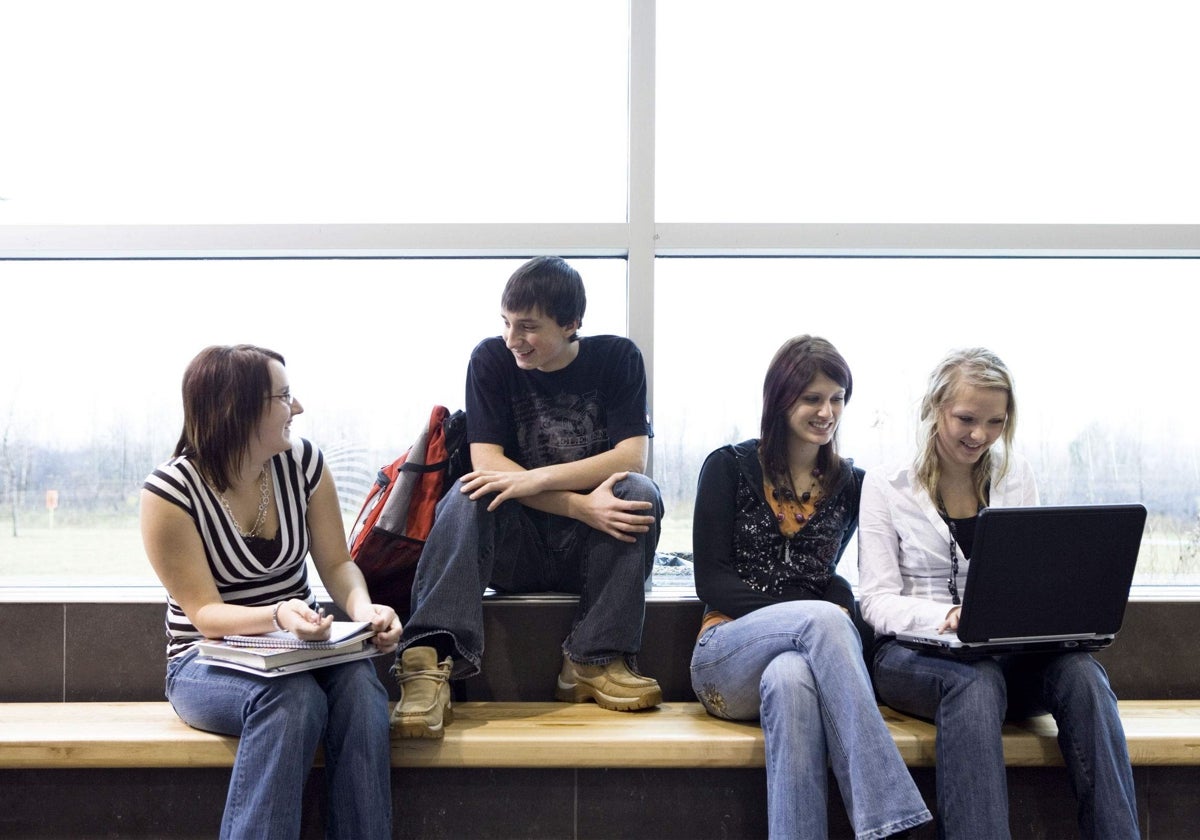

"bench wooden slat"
[1077,700,1200,767]
[1,700,1197,770]
[399,702,766,768]
[0,702,239,769]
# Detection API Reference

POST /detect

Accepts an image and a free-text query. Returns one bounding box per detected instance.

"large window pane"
[655,258,1200,587]
[0,258,627,585]
[0,2,628,224]
[658,1,1200,223]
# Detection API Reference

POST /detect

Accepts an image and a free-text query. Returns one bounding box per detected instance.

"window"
[654,257,1200,587]
[0,259,626,585]
[2,2,1198,592]
[0,2,628,224]
[657,0,1200,223]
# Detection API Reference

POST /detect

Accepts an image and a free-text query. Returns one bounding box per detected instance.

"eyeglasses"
[266,391,295,407]
[946,522,962,606]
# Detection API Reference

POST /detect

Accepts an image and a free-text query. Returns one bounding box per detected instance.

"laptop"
[895,503,1146,656]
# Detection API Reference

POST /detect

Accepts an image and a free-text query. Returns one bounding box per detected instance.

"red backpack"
[348,405,468,618]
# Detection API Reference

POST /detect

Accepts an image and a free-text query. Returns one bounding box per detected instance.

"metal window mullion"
[627,0,657,429]
[653,223,1200,258]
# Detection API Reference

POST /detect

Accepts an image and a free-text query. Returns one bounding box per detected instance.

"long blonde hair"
[914,347,1017,507]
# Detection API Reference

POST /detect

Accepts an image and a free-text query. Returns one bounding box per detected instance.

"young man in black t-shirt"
[392,256,665,738]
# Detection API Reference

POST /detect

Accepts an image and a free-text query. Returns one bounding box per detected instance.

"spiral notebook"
[221,621,373,650]
[895,504,1146,657]
[195,621,378,674]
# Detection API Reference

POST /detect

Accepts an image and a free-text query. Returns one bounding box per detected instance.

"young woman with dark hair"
[690,335,930,840]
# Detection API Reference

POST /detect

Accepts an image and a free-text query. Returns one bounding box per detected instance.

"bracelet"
[272,602,285,633]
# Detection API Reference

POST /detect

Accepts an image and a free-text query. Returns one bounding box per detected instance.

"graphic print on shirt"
[512,390,608,468]
[733,471,849,598]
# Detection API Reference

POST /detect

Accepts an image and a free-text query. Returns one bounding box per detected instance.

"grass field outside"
[3,511,1197,589]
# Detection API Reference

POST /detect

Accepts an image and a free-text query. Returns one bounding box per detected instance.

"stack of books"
[196,621,382,676]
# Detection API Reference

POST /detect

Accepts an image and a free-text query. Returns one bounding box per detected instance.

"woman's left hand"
[357,604,402,652]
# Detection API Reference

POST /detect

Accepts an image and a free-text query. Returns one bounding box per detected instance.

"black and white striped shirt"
[143,438,323,658]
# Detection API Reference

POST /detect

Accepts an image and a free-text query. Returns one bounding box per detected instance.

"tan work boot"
[555,653,662,711]
[391,646,453,738]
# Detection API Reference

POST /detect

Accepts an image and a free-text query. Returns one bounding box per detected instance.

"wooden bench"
[1,700,1197,770]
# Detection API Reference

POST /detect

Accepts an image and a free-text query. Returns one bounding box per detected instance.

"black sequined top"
[692,439,864,619]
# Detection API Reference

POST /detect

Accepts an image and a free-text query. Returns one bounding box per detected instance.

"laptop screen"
[956,504,1146,643]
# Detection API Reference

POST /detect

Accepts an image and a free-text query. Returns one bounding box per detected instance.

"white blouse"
[857,453,1039,635]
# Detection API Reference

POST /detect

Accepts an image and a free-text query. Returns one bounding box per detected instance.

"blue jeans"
[691,601,931,840]
[872,640,1139,840]
[166,649,392,840]
[400,472,663,677]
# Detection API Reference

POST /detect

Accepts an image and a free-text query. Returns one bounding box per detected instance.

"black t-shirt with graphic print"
[465,335,652,469]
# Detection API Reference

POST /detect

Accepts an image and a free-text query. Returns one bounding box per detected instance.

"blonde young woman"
[690,336,930,840]
[858,348,1138,840]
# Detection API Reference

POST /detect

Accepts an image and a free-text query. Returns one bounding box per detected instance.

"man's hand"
[460,468,547,511]
[573,472,656,543]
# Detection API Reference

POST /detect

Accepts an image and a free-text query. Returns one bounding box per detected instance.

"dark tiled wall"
[2,598,1197,703]
[1,603,66,701]
[6,764,1199,838]
[2,597,1197,839]
[1,602,170,702]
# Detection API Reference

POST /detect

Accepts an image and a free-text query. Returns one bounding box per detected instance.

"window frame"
[2,0,1198,596]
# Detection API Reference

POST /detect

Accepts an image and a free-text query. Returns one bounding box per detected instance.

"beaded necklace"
[935,489,984,606]
[766,467,823,537]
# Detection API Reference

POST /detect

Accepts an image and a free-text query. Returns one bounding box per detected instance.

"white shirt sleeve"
[858,469,959,635]
[858,454,1041,636]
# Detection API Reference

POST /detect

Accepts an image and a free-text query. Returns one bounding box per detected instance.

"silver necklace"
[220,467,270,538]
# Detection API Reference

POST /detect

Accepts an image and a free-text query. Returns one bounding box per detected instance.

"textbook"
[196,644,386,677]
[195,622,378,673]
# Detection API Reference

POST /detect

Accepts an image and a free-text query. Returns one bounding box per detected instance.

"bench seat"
[1,700,1197,770]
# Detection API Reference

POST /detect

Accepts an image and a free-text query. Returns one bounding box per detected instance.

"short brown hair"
[500,256,586,341]
[173,344,285,491]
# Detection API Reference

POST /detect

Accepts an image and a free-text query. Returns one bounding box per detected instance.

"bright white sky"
[1,3,1197,478]
[0,259,628,453]
[4,256,1197,479]
[2,2,1198,224]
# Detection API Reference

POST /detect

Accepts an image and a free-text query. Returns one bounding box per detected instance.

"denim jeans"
[166,649,392,840]
[691,601,931,840]
[872,640,1139,840]
[399,471,663,677]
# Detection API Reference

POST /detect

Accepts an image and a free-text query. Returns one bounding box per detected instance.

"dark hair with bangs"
[759,335,853,497]
[500,256,587,342]
[173,344,285,492]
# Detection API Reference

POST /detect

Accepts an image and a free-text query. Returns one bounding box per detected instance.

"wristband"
[272,602,285,633]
